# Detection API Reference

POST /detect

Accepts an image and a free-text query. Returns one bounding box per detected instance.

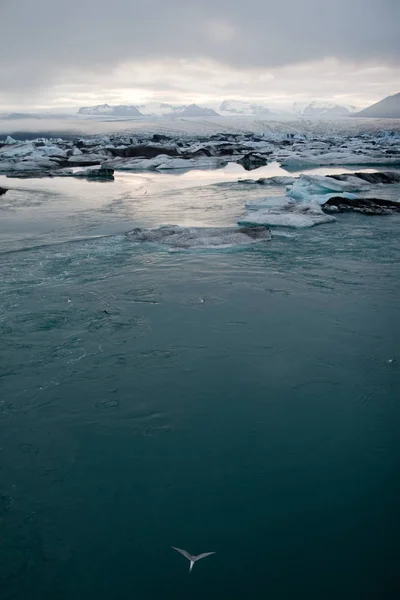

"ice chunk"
[239,176,296,186]
[239,201,336,228]
[0,157,59,173]
[126,224,271,249]
[5,136,17,145]
[39,145,68,158]
[155,157,226,170]
[67,154,102,166]
[280,156,321,170]
[299,174,363,193]
[0,142,36,159]
[104,155,226,171]
[286,174,364,202]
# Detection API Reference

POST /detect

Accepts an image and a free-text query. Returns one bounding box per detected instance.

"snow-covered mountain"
[355,93,400,118]
[78,103,219,118]
[138,103,219,117]
[78,104,144,117]
[292,101,358,117]
[170,104,219,117]
[219,100,273,116]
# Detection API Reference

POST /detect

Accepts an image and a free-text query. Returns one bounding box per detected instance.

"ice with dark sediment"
[239,173,363,228]
[126,225,271,249]
[1,126,400,234]
[239,176,296,186]
[103,155,227,171]
[1,123,400,177]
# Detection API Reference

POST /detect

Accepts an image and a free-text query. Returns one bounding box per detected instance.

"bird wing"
[195,552,216,561]
[172,547,192,561]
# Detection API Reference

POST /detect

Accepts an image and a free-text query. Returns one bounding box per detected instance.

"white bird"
[172,547,216,573]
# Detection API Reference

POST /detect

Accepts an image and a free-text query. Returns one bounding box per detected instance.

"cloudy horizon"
[0,0,399,112]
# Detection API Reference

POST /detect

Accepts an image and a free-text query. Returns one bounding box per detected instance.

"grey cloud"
[0,0,399,96]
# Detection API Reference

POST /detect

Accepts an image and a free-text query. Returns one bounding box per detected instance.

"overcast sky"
[0,0,399,111]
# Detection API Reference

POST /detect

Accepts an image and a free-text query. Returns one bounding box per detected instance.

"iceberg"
[103,155,226,171]
[280,156,321,171]
[155,157,227,170]
[239,201,336,228]
[286,174,364,202]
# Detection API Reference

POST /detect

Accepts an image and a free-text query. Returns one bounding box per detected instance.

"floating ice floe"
[239,176,296,186]
[156,156,227,170]
[239,173,366,228]
[126,224,271,248]
[280,156,321,170]
[285,174,364,202]
[239,201,336,228]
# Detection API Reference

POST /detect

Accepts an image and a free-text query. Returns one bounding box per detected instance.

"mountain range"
[219,100,273,116]
[76,95,400,119]
[292,101,358,117]
[77,103,218,118]
[78,104,143,117]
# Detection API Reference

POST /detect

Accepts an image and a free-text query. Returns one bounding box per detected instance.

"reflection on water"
[0,162,387,253]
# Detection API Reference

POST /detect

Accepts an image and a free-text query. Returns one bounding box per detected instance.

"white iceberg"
[286,174,364,202]
[239,201,336,228]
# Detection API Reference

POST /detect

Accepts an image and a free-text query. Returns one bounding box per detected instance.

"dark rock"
[109,144,180,159]
[322,196,400,215]
[0,186,7,195]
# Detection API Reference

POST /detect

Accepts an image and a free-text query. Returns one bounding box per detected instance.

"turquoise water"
[1,165,399,599]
